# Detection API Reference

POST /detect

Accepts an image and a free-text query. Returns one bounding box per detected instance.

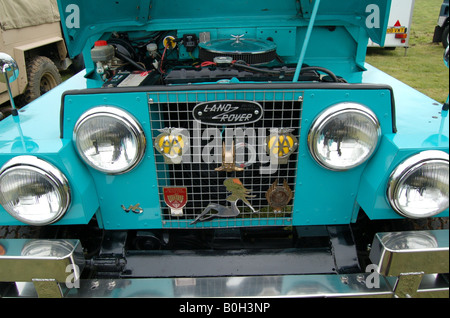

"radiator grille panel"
[148,90,302,228]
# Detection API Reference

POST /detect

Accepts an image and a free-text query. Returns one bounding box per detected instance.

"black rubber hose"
[114,50,147,72]
[300,66,339,82]
[232,62,339,82]
[232,61,295,75]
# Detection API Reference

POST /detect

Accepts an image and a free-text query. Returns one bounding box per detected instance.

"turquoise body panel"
[58,0,391,58]
[0,76,100,226]
[58,0,391,84]
[0,0,447,229]
[61,91,163,229]
[359,64,449,220]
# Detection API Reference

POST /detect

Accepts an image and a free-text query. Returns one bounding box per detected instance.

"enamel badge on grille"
[154,128,189,164]
[266,179,293,213]
[266,128,298,164]
[193,101,263,126]
[164,187,188,216]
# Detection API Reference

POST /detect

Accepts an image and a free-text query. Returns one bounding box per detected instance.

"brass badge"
[121,203,144,214]
[191,178,257,224]
[155,128,189,164]
[266,128,298,164]
[164,187,188,216]
[215,141,245,173]
[266,179,293,213]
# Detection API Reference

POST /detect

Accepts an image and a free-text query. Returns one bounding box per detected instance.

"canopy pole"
[293,0,321,82]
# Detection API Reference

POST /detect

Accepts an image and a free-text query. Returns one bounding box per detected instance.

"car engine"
[92,31,344,88]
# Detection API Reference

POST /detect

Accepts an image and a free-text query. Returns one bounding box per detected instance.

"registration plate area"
[386,27,406,34]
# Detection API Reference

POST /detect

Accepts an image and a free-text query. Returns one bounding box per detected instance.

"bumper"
[0,230,448,298]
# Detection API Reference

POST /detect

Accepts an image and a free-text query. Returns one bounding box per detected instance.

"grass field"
[366,0,449,104]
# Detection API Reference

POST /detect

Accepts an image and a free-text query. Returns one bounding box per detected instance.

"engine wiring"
[100,32,344,85]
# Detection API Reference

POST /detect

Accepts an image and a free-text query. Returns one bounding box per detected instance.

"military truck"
[0,0,69,113]
[0,0,448,299]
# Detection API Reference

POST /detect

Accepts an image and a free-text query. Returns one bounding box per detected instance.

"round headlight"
[387,151,449,219]
[0,156,71,226]
[308,103,381,171]
[74,107,146,174]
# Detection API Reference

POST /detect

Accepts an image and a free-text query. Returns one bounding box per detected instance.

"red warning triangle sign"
[394,20,402,27]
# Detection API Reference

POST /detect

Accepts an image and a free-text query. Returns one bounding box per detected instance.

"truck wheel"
[0,226,42,239]
[383,217,449,232]
[23,56,62,104]
[443,26,449,49]
[410,217,449,230]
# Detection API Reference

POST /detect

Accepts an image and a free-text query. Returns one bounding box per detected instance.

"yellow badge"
[154,128,189,164]
[266,128,298,164]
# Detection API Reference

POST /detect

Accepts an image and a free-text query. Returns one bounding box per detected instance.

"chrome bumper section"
[0,230,448,298]
[369,230,449,298]
[0,239,85,298]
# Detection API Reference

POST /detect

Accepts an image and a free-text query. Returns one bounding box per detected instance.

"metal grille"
[198,47,277,65]
[148,90,302,228]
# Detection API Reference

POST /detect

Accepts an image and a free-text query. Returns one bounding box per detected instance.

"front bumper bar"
[0,230,448,298]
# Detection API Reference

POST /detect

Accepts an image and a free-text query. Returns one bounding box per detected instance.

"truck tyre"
[384,217,449,232]
[23,56,62,104]
[411,217,449,230]
[443,26,449,49]
[0,226,42,239]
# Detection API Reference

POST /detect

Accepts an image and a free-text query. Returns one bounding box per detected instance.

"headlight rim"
[308,102,381,171]
[387,150,449,219]
[73,106,147,175]
[0,155,71,226]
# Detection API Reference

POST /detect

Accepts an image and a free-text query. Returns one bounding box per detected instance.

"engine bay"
[92,31,345,87]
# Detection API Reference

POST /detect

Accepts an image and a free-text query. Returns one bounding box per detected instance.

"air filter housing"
[199,36,277,65]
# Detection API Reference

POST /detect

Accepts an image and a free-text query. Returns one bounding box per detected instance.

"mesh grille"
[148,90,302,228]
[198,47,277,65]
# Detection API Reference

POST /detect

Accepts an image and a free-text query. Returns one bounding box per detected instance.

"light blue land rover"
[0,0,448,299]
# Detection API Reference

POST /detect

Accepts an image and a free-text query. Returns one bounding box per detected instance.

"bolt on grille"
[148,90,303,228]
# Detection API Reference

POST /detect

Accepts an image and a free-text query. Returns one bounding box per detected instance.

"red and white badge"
[163,187,188,216]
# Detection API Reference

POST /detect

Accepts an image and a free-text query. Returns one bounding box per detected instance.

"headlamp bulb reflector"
[74,107,146,174]
[0,156,71,225]
[308,103,381,171]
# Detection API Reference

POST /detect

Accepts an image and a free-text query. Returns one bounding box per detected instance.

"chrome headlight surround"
[73,106,146,175]
[0,156,71,226]
[308,102,381,171]
[387,150,449,219]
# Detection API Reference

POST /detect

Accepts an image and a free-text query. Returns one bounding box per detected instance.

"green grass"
[366,0,449,104]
